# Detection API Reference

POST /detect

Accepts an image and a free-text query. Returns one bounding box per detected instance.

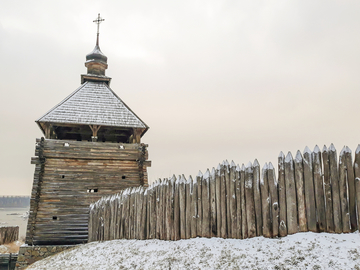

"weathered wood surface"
[354,145,360,229]
[322,146,334,232]
[303,147,317,232]
[245,162,256,238]
[240,165,248,239]
[229,163,237,238]
[27,137,151,245]
[253,159,262,236]
[278,152,287,237]
[329,144,342,233]
[0,226,19,244]
[294,151,307,232]
[339,148,350,233]
[87,144,360,243]
[268,163,279,237]
[344,147,357,231]
[312,146,326,232]
[284,152,298,235]
[260,164,271,238]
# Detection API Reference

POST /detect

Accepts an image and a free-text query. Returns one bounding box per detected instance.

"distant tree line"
[0,196,30,208]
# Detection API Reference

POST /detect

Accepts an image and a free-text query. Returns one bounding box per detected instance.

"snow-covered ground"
[28,232,360,270]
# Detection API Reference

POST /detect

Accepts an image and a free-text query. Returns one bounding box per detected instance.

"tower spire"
[93,13,105,46]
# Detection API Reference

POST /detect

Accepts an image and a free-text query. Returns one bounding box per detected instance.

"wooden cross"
[93,13,105,46]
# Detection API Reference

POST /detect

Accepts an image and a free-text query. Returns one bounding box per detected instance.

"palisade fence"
[88,144,360,242]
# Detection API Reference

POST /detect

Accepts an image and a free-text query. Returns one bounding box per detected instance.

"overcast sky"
[1,1,360,195]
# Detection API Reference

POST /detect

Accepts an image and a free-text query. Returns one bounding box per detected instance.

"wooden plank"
[303,147,317,232]
[185,176,192,239]
[140,188,147,240]
[278,151,287,237]
[253,159,262,236]
[215,164,222,238]
[220,166,227,238]
[328,144,342,233]
[230,162,237,238]
[196,172,203,237]
[210,168,217,237]
[235,165,242,239]
[339,147,350,233]
[284,152,298,235]
[268,162,279,237]
[245,162,256,238]
[344,146,357,231]
[260,163,271,238]
[173,176,180,240]
[202,170,211,237]
[240,164,248,239]
[179,175,186,239]
[224,161,232,237]
[312,145,326,232]
[354,145,360,230]
[322,146,334,232]
[189,176,197,239]
[294,151,307,232]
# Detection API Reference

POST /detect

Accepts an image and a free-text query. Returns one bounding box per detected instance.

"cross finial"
[93,13,105,46]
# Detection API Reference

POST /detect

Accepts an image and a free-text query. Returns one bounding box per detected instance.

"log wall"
[89,144,360,242]
[26,138,151,245]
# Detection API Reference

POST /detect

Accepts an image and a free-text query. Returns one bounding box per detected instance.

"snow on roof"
[37,81,148,129]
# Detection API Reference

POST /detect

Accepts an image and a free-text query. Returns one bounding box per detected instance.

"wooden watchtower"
[26,15,151,245]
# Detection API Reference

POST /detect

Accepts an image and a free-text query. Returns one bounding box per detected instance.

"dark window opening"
[53,216,58,220]
[122,176,126,179]
[61,175,65,179]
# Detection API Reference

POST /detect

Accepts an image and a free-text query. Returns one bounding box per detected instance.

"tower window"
[122,176,126,179]
[64,143,70,147]
[53,216,59,220]
[119,145,125,149]
[61,175,65,179]
[87,189,98,193]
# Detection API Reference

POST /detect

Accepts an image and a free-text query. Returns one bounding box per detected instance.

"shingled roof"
[37,81,148,129]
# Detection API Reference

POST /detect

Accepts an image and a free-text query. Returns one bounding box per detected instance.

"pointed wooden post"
[189,176,197,238]
[284,152,298,235]
[278,152,287,237]
[215,164,222,237]
[253,159,262,236]
[174,176,180,240]
[268,162,279,237]
[185,176,192,239]
[245,162,256,238]
[294,151,307,232]
[240,164,248,239]
[312,145,326,232]
[202,169,211,237]
[235,165,242,239]
[344,146,357,231]
[329,144,342,233]
[220,165,227,238]
[260,163,271,238]
[179,175,186,239]
[196,171,203,237]
[230,162,237,238]
[322,146,334,232]
[303,147,317,232]
[354,145,360,231]
[210,168,217,237]
[339,147,350,233]
[224,160,232,237]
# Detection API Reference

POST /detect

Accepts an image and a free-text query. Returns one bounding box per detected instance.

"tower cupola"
[81,13,111,85]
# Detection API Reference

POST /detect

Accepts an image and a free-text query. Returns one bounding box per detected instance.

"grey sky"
[1,0,359,195]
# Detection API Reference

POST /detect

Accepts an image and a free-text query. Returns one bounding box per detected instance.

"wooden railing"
[88,144,360,242]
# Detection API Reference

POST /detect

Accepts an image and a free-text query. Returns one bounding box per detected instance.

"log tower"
[26,14,151,245]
